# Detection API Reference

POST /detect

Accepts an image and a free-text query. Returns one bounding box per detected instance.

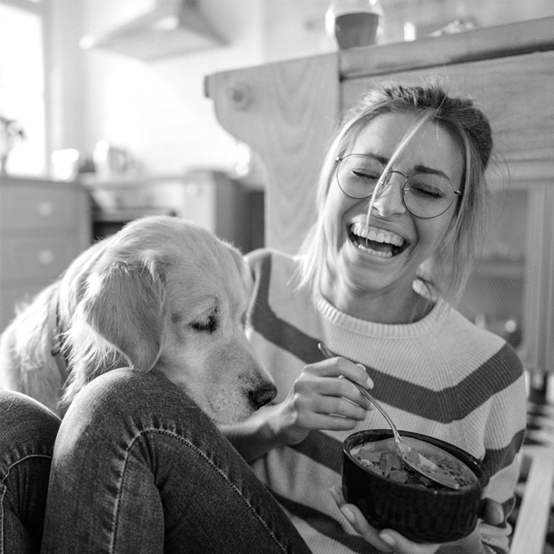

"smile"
[349,222,407,258]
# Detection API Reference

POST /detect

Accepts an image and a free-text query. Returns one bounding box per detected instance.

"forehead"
[351,112,463,180]
[166,238,249,311]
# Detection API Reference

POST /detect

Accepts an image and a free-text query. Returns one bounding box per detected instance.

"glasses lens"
[337,154,385,199]
[404,174,457,218]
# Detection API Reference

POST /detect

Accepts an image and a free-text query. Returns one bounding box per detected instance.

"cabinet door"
[458,187,526,346]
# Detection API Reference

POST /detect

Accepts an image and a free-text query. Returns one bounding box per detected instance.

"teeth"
[356,242,393,257]
[351,223,404,247]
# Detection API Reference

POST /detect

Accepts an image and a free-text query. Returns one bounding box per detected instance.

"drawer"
[0,235,81,282]
[0,183,83,231]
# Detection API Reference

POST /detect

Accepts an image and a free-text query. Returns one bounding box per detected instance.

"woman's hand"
[330,486,503,553]
[270,355,374,446]
[329,486,441,554]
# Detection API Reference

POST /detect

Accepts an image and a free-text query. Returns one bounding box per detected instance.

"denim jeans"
[0,390,60,554]
[41,368,312,554]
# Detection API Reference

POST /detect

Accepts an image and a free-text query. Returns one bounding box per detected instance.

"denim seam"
[0,454,52,554]
[111,428,288,554]
[0,454,53,485]
[0,484,4,554]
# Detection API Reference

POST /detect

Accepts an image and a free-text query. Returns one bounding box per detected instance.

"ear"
[83,260,167,371]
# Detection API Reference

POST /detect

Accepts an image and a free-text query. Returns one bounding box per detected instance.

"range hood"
[80,0,226,61]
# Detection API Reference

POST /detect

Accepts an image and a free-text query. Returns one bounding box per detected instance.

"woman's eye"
[409,183,444,199]
[191,313,218,334]
[352,169,380,181]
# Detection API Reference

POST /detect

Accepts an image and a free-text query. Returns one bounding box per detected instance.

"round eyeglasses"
[335,153,462,219]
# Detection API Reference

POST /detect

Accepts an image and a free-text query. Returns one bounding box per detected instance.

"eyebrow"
[362,153,453,181]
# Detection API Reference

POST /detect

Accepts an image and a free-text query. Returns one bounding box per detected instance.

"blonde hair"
[295,81,493,305]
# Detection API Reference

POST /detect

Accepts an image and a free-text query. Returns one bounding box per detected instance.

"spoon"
[318,343,460,490]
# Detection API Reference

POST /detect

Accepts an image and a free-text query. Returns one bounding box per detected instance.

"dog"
[0,215,277,423]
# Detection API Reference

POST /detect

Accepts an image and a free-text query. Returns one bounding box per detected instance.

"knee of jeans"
[0,391,60,468]
[64,368,209,435]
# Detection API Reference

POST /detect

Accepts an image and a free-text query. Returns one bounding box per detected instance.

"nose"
[369,174,406,217]
[249,382,278,410]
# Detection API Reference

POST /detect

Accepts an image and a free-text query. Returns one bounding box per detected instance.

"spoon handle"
[341,376,407,448]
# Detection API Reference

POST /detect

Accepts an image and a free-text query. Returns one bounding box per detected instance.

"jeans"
[0,390,60,554]
[41,368,312,554]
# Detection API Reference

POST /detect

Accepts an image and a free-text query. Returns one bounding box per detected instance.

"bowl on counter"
[342,429,490,543]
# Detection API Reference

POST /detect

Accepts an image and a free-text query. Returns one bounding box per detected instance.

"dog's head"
[63,216,276,424]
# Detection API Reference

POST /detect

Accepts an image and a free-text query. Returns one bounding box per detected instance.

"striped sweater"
[246,249,527,554]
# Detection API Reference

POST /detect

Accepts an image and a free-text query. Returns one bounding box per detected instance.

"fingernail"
[340,507,355,523]
[380,533,395,547]
[356,364,374,388]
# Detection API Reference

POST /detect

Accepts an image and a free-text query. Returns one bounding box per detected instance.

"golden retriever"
[0,215,276,422]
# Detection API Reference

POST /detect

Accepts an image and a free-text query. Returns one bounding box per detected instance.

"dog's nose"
[249,383,277,409]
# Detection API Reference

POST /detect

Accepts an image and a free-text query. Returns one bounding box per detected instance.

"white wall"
[50,0,265,175]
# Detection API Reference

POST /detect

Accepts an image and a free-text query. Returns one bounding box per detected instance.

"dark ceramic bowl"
[342,429,490,543]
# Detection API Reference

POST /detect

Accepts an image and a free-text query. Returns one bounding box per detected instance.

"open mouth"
[349,222,407,258]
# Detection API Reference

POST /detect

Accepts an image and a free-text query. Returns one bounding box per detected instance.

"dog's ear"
[83,260,167,371]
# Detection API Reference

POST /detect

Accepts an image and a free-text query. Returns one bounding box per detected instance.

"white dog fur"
[0,215,276,422]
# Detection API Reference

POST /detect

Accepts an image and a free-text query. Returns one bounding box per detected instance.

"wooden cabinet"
[0,176,91,331]
[205,17,554,380]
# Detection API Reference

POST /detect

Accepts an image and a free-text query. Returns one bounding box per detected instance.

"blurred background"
[1,0,554,181]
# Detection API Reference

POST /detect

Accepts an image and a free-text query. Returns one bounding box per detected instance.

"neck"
[320,277,433,324]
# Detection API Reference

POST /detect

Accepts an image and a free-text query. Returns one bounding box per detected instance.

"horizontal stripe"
[290,430,343,473]
[483,428,526,476]
[250,254,523,424]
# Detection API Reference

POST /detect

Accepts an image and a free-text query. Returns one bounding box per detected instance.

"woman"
[221,82,527,553]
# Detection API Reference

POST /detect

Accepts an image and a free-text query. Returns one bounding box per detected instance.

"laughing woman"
[221,82,527,554]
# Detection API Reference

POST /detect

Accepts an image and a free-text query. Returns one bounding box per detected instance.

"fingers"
[479,498,504,525]
[315,356,374,390]
[330,487,441,554]
[377,529,441,554]
[329,486,395,552]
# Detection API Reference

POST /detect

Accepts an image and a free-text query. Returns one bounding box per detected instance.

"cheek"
[416,216,454,256]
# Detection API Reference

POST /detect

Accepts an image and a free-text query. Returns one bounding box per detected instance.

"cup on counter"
[325,0,384,50]
[51,149,81,181]
[93,139,135,179]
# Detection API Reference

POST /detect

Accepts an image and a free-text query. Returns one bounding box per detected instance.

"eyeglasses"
[335,153,462,219]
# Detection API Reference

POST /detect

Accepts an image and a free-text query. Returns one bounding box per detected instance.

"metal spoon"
[318,343,460,490]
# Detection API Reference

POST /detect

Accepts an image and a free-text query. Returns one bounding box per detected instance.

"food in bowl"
[342,430,490,543]
[351,437,478,491]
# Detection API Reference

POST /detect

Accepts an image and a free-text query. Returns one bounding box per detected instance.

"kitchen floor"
[509,373,554,553]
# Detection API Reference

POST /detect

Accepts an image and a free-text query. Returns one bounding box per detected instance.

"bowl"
[342,429,490,543]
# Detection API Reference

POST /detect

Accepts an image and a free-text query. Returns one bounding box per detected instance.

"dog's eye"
[191,313,218,334]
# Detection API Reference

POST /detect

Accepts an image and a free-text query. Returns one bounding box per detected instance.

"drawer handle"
[38,201,54,217]
[38,249,54,265]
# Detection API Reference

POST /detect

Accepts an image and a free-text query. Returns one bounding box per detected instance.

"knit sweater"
[246,248,527,554]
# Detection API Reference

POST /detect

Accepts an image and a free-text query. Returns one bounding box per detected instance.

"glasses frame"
[335,154,463,220]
